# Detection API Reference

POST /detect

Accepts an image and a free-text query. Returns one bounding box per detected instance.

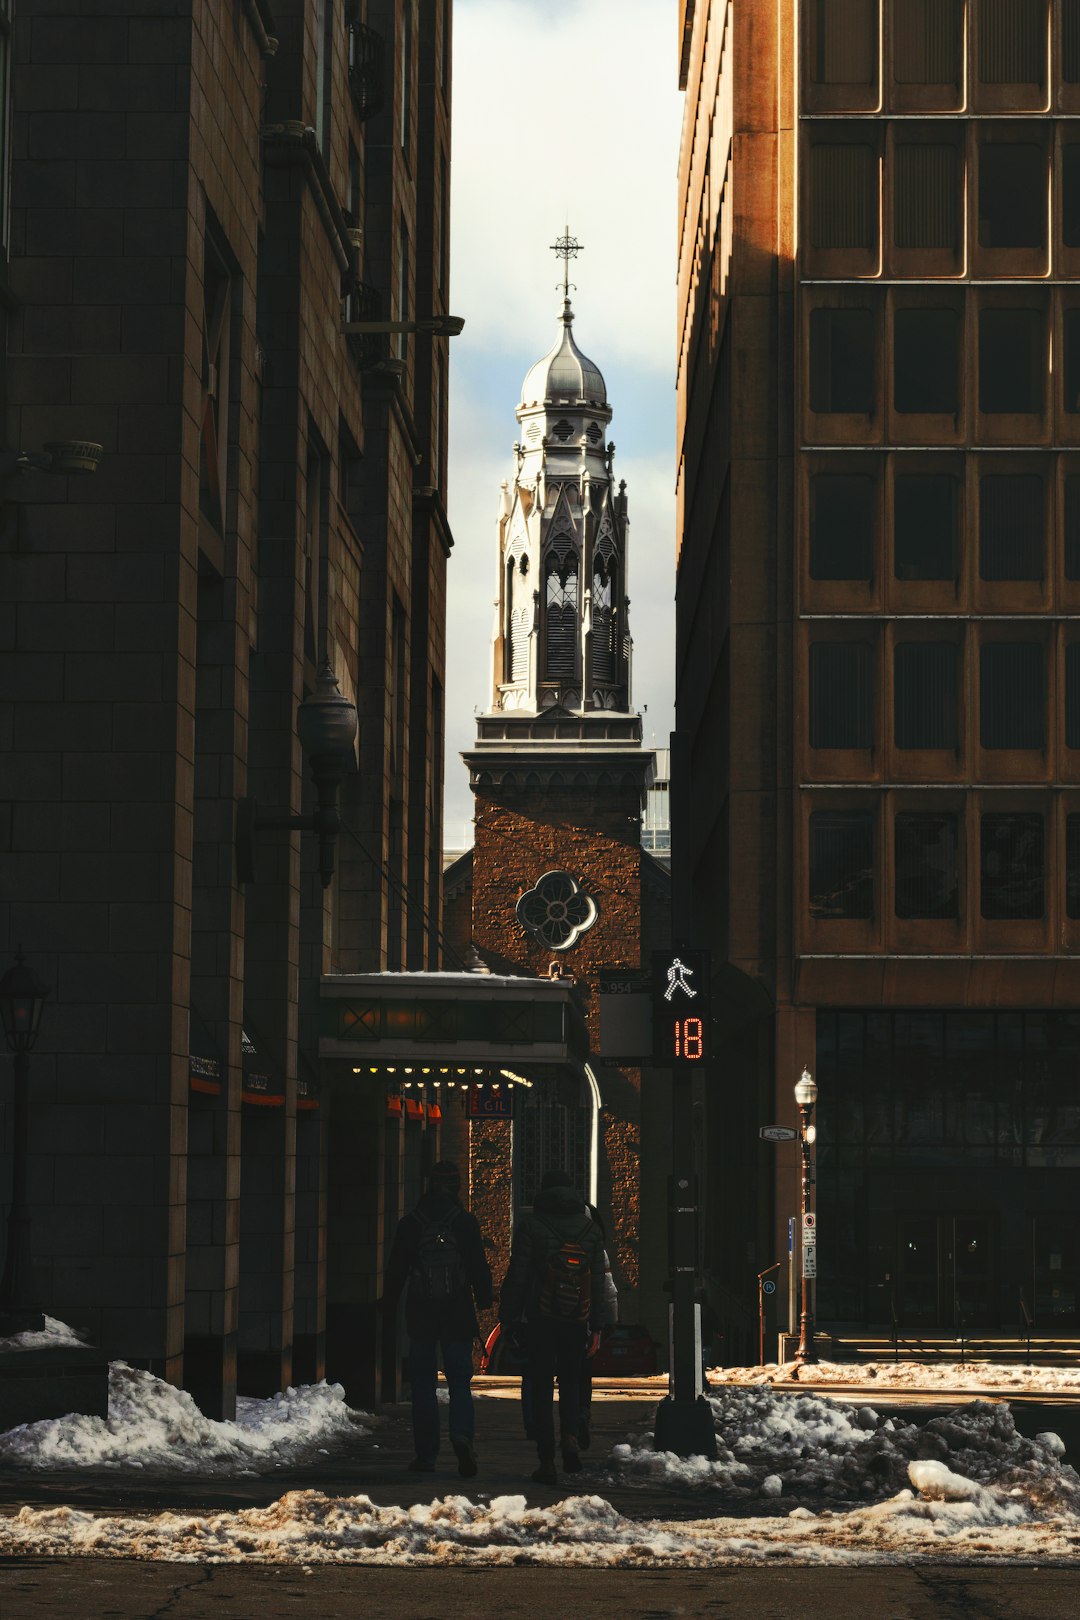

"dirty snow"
[0,1315,90,1354]
[3,1468,1080,1565]
[715,1360,1080,1395]
[605,1385,1080,1514]
[0,1363,367,1476]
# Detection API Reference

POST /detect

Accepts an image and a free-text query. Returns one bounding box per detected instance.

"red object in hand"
[586,1331,601,1358]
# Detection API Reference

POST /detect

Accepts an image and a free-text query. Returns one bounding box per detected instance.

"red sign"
[467,1084,512,1119]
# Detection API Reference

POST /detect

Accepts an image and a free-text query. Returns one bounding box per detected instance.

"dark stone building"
[0,0,454,1414]
[676,0,1080,1359]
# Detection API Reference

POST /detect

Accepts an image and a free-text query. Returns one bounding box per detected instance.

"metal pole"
[0,1048,44,1333]
[795,1101,818,1364]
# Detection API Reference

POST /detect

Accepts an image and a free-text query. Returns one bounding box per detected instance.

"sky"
[443,0,684,849]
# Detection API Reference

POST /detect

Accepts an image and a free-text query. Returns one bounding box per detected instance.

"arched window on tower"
[591,549,617,685]
[544,549,578,681]
[503,547,531,684]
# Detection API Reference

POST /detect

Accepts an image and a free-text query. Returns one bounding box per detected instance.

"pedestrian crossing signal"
[653,949,711,1065]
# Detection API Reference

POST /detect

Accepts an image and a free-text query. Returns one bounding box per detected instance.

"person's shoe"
[407,1456,436,1472]
[577,1418,591,1450]
[452,1437,478,1479]
[561,1435,583,1474]
[532,1460,558,1487]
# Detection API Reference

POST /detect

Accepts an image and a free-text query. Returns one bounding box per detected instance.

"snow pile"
[715,1359,1080,1395]
[608,1384,1080,1512]
[0,1363,366,1476]
[2,1472,1080,1565]
[0,1315,89,1354]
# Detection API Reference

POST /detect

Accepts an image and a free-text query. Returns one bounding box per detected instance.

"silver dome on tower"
[520,298,608,410]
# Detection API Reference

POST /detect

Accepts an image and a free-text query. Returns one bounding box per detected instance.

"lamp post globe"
[297,659,359,889]
[794,1066,817,1110]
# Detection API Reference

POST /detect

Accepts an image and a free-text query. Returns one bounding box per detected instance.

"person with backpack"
[578,1201,618,1450]
[498,1169,606,1486]
[383,1160,492,1478]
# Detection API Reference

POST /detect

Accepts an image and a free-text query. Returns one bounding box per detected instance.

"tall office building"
[676,0,1080,1354]
[1,0,452,1412]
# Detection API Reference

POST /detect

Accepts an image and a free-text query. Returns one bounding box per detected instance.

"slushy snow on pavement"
[713,1360,1080,1394]
[0,1362,366,1476]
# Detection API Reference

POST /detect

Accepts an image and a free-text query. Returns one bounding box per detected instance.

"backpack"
[411,1208,466,1304]
[537,1218,593,1323]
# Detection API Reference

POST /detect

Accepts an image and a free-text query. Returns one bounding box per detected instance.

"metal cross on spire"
[550,227,584,300]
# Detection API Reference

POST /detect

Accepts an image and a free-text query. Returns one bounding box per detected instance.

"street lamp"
[341,314,465,338]
[0,948,50,1334]
[794,1066,818,1365]
[235,658,359,888]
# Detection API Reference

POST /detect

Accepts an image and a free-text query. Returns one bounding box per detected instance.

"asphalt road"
[0,1561,1076,1619]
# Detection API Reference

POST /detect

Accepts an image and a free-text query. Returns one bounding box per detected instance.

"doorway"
[896,1213,996,1332]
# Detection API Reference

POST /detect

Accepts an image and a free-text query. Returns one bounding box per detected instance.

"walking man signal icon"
[663,957,698,1002]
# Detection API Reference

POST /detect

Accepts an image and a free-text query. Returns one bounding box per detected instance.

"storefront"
[816,1010,1080,1334]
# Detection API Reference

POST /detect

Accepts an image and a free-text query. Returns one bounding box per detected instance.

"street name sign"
[759,1125,797,1142]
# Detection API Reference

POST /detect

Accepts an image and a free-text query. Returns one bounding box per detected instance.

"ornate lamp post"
[0,949,49,1334]
[235,658,359,888]
[794,1065,818,1365]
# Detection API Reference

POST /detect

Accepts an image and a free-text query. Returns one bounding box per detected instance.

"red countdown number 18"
[673,1016,704,1061]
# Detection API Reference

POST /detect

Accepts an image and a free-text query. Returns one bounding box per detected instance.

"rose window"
[515,870,598,951]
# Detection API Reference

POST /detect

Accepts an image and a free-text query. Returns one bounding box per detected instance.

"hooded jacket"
[498,1183,606,1331]
[384,1189,493,1341]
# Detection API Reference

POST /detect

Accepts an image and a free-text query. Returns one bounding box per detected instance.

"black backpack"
[411,1208,466,1304]
[537,1217,593,1323]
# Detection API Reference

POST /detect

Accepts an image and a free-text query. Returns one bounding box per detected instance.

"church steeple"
[489,238,633,719]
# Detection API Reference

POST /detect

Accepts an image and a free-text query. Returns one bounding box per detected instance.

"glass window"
[980,812,1044,919]
[810,474,874,579]
[895,813,959,918]
[1065,310,1080,413]
[894,475,957,580]
[810,144,876,249]
[1067,1,1080,82]
[811,0,878,83]
[980,642,1045,748]
[810,642,874,747]
[1067,814,1080,918]
[977,0,1045,86]
[979,308,1042,413]
[1063,145,1080,247]
[894,308,959,413]
[894,642,959,748]
[1067,644,1080,748]
[892,0,962,84]
[978,144,1045,248]
[979,474,1043,580]
[809,811,874,918]
[810,308,875,413]
[894,143,959,250]
[1067,477,1080,580]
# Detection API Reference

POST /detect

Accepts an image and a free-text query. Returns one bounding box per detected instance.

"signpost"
[757,1261,782,1366]
[759,1125,797,1143]
[653,947,716,1459]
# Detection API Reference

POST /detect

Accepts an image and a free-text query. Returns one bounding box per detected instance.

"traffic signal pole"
[652,948,717,1459]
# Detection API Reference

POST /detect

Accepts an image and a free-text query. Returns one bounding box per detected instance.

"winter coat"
[384,1190,493,1342]
[586,1202,619,1328]
[498,1183,607,1331]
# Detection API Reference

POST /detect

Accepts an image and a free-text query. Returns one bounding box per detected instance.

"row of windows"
[808,298,1080,424]
[809,466,1080,582]
[807,128,1080,272]
[810,807,1079,921]
[809,637,1080,751]
[806,0,1080,112]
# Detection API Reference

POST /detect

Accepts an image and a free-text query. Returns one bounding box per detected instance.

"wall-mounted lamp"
[235,659,358,889]
[342,314,465,338]
[0,440,103,477]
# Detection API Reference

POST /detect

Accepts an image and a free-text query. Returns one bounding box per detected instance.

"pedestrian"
[578,1202,618,1449]
[499,1168,606,1486]
[383,1160,492,1478]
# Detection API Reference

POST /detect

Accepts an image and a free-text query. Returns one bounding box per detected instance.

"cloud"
[444,0,681,847]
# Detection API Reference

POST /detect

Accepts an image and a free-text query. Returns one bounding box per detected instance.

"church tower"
[448,236,669,1334]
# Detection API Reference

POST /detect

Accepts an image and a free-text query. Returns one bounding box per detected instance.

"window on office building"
[981,812,1044,920]
[810,144,876,249]
[894,143,960,250]
[979,308,1042,413]
[895,813,959,918]
[979,474,1044,580]
[811,0,877,83]
[1067,477,1080,579]
[894,308,959,413]
[978,144,1045,248]
[1064,311,1080,413]
[977,0,1045,86]
[894,643,959,749]
[892,0,962,84]
[1067,644,1080,748]
[980,642,1045,748]
[1067,815,1080,918]
[894,475,958,580]
[809,474,874,579]
[810,642,874,748]
[810,307,875,413]
[810,810,874,919]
